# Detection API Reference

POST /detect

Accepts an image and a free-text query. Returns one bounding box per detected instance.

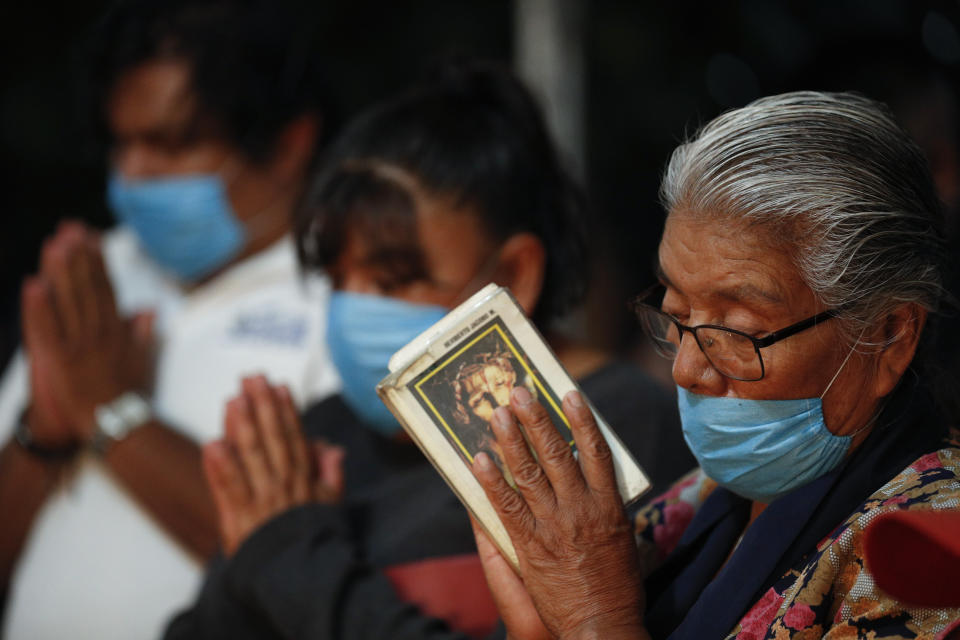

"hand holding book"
[378,284,649,569]
[470,386,648,640]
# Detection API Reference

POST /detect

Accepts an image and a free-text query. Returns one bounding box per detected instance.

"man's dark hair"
[85,0,337,164]
[296,60,589,326]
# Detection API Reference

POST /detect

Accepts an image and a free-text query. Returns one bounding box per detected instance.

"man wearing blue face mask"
[0,1,340,637]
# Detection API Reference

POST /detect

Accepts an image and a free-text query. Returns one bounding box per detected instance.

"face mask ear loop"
[819,328,877,440]
[820,330,865,401]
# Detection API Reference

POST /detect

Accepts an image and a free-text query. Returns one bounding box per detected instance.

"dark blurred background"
[4,0,960,377]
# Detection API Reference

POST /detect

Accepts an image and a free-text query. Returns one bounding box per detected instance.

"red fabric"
[864,510,960,608]
[384,553,499,639]
[937,618,960,640]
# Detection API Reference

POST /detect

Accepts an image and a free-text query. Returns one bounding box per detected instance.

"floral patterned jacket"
[634,437,960,639]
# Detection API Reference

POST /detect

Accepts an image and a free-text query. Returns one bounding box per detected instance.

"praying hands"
[203,375,346,555]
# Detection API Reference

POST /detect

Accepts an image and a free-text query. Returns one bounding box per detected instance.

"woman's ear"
[493,232,546,317]
[872,303,927,398]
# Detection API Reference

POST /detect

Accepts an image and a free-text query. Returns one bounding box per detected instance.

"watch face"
[96,392,151,440]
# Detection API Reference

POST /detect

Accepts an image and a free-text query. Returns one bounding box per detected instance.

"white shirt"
[0,227,339,640]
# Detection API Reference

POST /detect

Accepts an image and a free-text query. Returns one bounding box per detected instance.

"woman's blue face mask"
[326,292,447,435]
[325,246,501,435]
[677,388,852,503]
[677,345,866,503]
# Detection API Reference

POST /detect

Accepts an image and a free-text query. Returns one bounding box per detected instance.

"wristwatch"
[90,392,152,455]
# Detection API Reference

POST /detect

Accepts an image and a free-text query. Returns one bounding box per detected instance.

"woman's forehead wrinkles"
[713,282,784,306]
[657,251,784,299]
[658,213,800,310]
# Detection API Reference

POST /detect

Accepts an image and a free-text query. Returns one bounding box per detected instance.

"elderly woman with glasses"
[469,91,960,640]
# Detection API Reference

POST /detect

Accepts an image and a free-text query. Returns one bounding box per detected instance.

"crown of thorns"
[451,349,515,388]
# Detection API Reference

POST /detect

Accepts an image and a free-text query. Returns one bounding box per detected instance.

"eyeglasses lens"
[694,327,763,381]
[636,306,679,358]
[636,301,765,381]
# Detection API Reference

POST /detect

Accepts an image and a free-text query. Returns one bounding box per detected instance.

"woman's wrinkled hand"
[471,518,552,640]
[203,375,345,555]
[472,387,649,640]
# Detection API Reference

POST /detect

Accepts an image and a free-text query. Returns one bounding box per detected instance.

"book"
[377,284,651,569]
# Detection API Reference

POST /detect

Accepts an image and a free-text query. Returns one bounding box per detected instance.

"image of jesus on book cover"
[409,317,574,482]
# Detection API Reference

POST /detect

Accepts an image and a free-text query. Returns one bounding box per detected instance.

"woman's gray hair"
[661,90,950,345]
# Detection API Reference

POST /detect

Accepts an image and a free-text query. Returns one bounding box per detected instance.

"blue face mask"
[326,291,448,435]
[108,171,246,282]
[677,386,855,503]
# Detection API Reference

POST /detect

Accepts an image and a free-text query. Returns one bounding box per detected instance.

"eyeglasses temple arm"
[754,309,840,348]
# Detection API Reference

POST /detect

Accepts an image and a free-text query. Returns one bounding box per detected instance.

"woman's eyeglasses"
[631,284,839,381]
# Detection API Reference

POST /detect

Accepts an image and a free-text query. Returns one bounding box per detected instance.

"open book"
[377,284,650,569]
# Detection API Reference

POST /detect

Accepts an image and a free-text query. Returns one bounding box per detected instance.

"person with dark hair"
[468,91,960,639]
[164,60,690,639]
[0,1,339,636]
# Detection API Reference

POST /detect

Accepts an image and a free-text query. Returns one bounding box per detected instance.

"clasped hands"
[203,375,345,555]
[471,386,650,640]
[21,221,153,450]
[22,218,645,631]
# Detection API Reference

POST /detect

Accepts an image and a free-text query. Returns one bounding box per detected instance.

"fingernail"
[512,386,532,407]
[226,397,244,416]
[204,440,225,461]
[236,394,252,412]
[474,452,493,472]
[493,406,512,430]
[566,390,584,409]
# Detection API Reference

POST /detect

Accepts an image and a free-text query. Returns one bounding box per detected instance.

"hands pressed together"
[199,378,645,637]
[20,221,154,450]
[202,375,345,555]
[17,224,643,636]
[18,222,344,558]
[471,386,650,640]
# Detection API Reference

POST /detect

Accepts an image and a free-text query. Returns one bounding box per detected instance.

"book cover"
[378,284,650,568]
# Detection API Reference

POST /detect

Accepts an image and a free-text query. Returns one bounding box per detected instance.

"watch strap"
[13,411,80,462]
